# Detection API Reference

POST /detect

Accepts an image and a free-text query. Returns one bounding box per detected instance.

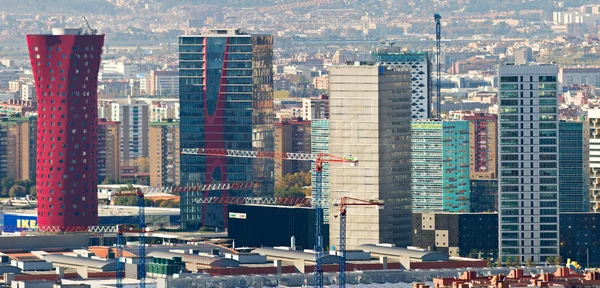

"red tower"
[27,28,104,229]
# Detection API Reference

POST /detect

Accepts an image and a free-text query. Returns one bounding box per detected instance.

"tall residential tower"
[27,28,104,229]
[498,64,559,264]
[178,29,274,229]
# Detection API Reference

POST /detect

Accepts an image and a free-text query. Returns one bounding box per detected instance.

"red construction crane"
[181,148,358,288]
[334,197,384,288]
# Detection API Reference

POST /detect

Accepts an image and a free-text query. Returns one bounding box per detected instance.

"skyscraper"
[498,64,559,264]
[558,120,590,212]
[27,28,104,229]
[178,29,274,229]
[110,101,149,165]
[97,120,121,184]
[328,63,412,248]
[411,120,470,212]
[372,50,431,119]
[0,117,36,181]
[311,119,330,223]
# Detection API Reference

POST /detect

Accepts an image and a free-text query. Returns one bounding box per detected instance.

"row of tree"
[487,256,562,267]
[0,178,36,198]
[274,171,311,198]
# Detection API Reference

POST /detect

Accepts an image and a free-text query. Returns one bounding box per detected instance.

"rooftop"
[358,244,450,262]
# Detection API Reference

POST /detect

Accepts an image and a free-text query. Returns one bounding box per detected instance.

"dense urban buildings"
[273,119,311,186]
[558,120,590,212]
[149,120,180,187]
[0,116,36,181]
[328,63,412,248]
[373,50,431,120]
[498,64,560,264]
[148,70,179,96]
[27,27,104,229]
[461,113,498,179]
[97,120,121,184]
[178,28,274,229]
[411,120,470,212]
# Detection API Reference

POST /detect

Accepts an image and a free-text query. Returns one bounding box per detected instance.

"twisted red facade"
[27,32,104,229]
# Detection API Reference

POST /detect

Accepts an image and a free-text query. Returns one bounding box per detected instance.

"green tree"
[496,258,502,267]
[29,185,36,196]
[275,187,306,198]
[486,258,492,267]
[514,257,521,266]
[506,256,514,267]
[526,257,534,267]
[134,157,150,172]
[101,176,115,185]
[8,185,26,198]
[546,256,555,266]
[554,256,562,266]
[1,178,15,190]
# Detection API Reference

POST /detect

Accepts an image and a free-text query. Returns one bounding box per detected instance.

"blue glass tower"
[559,121,589,212]
[178,29,274,229]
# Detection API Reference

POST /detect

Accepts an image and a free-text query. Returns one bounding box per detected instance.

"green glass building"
[411,120,470,212]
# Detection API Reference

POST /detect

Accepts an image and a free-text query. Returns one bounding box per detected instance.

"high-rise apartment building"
[0,117,36,181]
[97,120,121,184]
[110,101,149,165]
[27,28,104,229]
[149,120,180,187]
[179,29,274,229]
[311,119,330,223]
[498,64,560,264]
[514,47,533,65]
[558,120,589,212]
[589,109,600,212]
[273,119,311,186]
[373,50,431,119]
[328,63,412,248]
[301,95,329,120]
[411,120,470,212]
[462,113,498,179]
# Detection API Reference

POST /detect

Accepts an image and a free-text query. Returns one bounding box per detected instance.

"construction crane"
[181,148,358,288]
[113,187,147,288]
[334,197,384,288]
[434,13,442,118]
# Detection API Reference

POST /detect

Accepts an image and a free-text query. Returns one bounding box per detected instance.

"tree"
[514,257,521,266]
[506,256,514,267]
[1,178,15,190]
[275,187,306,199]
[526,257,534,267]
[134,157,150,173]
[101,176,115,185]
[496,258,502,267]
[546,256,555,266]
[29,186,36,196]
[554,256,562,266]
[8,185,26,198]
[486,258,492,267]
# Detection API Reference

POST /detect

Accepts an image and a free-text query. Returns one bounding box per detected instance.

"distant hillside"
[0,0,116,14]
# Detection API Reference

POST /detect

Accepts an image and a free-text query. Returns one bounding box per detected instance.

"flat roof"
[359,244,449,262]
[43,254,117,271]
[252,247,341,264]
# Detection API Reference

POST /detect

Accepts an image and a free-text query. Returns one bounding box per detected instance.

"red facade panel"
[27,33,104,229]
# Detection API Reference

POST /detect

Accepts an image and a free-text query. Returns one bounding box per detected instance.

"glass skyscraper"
[311,119,330,223]
[498,64,560,264]
[178,29,274,229]
[558,120,589,212]
[411,120,470,212]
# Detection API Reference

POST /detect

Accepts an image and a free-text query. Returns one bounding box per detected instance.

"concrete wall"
[0,235,88,250]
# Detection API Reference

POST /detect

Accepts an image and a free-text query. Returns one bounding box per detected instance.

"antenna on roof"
[82,17,97,35]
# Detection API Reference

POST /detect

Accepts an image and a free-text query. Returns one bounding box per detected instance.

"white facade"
[100,61,139,80]
[110,101,149,164]
[20,84,35,102]
[498,64,560,264]
[328,64,412,249]
[553,11,600,25]
[558,67,600,87]
[301,97,328,120]
[588,109,600,212]
[155,74,179,97]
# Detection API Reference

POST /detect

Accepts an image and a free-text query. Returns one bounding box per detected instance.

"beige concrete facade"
[149,121,180,187]
[328,64,412,249]
[98,121,121,183]
[0,117,36,181]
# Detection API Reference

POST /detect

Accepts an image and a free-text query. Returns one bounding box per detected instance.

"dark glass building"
[469,179,498,212]
[178,29,274,230]
[558,121,589,212]
[228,205,328,249]
[27,28,104,229]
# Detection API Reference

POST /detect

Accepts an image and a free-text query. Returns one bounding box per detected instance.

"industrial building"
[27,27,105,229]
